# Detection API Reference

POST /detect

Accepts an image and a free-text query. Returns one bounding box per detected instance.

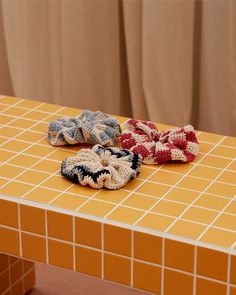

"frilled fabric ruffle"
[120,119,199,164]
[48,111,121,147]
[61,144,142,189]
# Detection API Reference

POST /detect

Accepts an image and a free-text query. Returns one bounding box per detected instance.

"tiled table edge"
[0,194,235,295]
[0,253,35,295]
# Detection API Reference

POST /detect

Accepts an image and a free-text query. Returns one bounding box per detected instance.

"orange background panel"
[76,246,101,278]
[165,239,194,273]
[231,287,236,295]
[20,205,45,235]
[196,278,227,295]
[134,231,162,264]
[0,199,18,228]
[48,239,73,270]
[22,233,46,263]
[104,224,131,256]
[104,253,131,285]
[75,217,101,249]
[0,227,19,256]
[164,269,193,295]
[133,261,162,294]
[47,211,73,242]
[197,247,228,282]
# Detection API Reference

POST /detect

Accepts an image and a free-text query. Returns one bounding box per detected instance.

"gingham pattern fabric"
[61,144,142,190]
[48,111,121,146]
[120,119,199,164]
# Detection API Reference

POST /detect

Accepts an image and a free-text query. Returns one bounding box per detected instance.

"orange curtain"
[0,0,235,135]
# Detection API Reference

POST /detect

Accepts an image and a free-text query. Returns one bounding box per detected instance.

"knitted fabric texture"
[48,111,121,146]
[61,144,142,190]
[120,119,199,164]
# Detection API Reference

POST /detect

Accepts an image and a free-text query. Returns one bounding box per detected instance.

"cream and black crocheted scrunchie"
[61,144,142,190]
[48,111,121,147]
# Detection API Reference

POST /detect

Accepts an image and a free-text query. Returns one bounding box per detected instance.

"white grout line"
[226,254,231,295]
[231,240,236,250]
[193,245,197,295]
[161,238,165,295]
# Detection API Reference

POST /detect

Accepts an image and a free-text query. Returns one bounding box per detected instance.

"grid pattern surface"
[0,253,35,295]
[0,95,235,252]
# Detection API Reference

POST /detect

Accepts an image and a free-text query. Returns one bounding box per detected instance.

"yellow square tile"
[43,114,65,123]
[0,96,21,105]
[168,220,206,239]
[137,182,170,198]
[41,175,72,191]
[137,213,175,231]
[47,149,77,161]
[0,127,22,138]
[210,146,236,159]
[8,154,39,168]
[199,142,215,154]
[107,206,144,224]
[24,145,54,157]
[0,103,8,112]
[122,193,157,210]
[0,164,24,179]
[32,159,60,173]
[0,181,34,197]
[206,182,236,198]
[194,194,230,211]
[37,103,62,113]
[227,161,236,172]
[37,137,50,145]
[197,132,224,144]
[224,201,236,214]
[3,107,28,116]
[0,114,13,124]
[213,214,236,231]
[138,167,156,180]
[177,176,210,191]
[51,194,88,211]
[57,107,82,117]
[200,155,231,169]
[16,170,50,185]
[189,165,221,180]
[160,162,193,174]
[23,111,49,121]
[17,99,41,109]
[150,170,182,185]
[67,184,97,197]
[151,200,187,217]
[164,188,199,204]
[183,207,218,224]
[0,178,8,187]
[111,114,128,124]
[9,119,36,129]
[30,122,48,133]
[1,140,29,152]
[122,179,144,191]
[221,136,236,148]
[0,149,15,162]
[24,187,59,203]
[16,131,45,143]
[157,123,175,130]
[191,153,205,163]
[94,190,129,204]
[200,228,236,248]
[217,171,236,185]
[78,200,115,218]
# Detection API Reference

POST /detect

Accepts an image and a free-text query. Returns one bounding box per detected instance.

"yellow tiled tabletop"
[0,95,235,295]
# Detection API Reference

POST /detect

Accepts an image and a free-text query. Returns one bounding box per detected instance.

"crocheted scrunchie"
[120,119,199,164]
[61,144,142,190]
[48,111,121,146]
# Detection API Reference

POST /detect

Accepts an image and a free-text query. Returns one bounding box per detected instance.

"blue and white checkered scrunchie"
[48,110,121,147]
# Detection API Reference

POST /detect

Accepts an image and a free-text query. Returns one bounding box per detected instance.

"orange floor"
[0,95,235,294]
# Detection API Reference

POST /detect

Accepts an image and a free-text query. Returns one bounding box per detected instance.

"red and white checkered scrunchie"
[120,119,199,164]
